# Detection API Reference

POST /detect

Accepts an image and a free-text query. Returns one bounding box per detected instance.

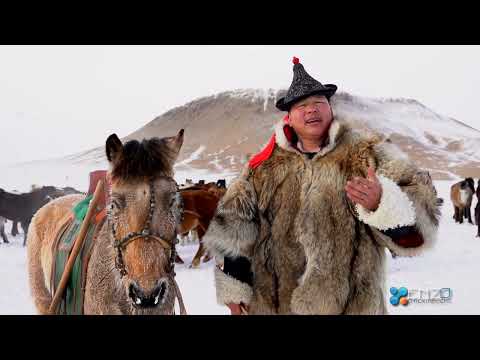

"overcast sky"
[0,45,479,166]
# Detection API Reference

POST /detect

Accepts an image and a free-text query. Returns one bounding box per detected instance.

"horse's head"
[460,178,475,194]
[466,177,475,193]
[105,129,184,313]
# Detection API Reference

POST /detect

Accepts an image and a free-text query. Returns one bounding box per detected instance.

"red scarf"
[249,115,296,169]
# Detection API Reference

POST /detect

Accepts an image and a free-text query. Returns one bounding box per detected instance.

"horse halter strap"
[111,178,178,278]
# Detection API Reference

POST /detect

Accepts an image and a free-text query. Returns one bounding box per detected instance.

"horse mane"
[32,186,57,193]
[466,178,475,193]
[111,138,176,181]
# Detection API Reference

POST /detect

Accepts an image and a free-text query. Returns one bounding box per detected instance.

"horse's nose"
[128,279,168,308]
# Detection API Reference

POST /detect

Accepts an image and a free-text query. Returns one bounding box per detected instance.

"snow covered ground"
[386,179,480,315]
[0,167,478,314]
[0,222,227,315]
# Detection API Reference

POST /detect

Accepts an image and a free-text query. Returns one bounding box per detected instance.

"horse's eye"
[111,197,124,211]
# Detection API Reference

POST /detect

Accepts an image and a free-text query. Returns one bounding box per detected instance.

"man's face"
[288,95,333,140]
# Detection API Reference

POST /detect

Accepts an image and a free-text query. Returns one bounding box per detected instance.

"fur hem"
[356,175,416,231]
[214,267,253,306]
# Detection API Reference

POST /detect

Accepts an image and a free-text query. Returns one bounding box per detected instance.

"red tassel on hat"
[292,56,300,64]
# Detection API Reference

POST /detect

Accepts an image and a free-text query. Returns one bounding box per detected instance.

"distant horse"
[177,228,199,246]
[179,179,194,190]
[178,185,226,268]
[0,216,8,243]
[0,186,82,246]
[475,179,480,236]
[462,179,476,221]
[216,179,226,188]
[11,221,19,236]
[476,179,480,201]
[9,186,82,237]
[10,191,20,236]
[451,178,475,224]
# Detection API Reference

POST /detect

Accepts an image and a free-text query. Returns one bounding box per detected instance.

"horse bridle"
[109,177,187,314]
[111,178,179,277]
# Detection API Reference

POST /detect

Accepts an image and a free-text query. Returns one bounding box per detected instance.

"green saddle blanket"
[51,195,103,315]
[73,194,93,222]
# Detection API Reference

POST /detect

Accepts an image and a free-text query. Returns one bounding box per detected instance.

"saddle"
[50,170,110,315]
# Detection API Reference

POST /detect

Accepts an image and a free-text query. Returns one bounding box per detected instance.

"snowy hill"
[63,89,480,181]
[3,89,479,194]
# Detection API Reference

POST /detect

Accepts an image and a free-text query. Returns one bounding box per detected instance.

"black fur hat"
[276,57,337,112]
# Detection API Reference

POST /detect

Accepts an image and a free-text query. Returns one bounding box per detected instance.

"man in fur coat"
[203,57,441,315]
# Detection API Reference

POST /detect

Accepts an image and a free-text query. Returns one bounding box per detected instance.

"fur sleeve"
[203,165,260,260]
[361,141,441,257]
[214,267,253,306]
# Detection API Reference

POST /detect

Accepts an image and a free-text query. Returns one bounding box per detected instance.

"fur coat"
[203,113,441,315]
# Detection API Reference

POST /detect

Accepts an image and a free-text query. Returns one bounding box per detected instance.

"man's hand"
[227,302,249,315]
[345,166,382,211]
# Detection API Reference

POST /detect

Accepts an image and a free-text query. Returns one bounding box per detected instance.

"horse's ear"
[106,134,123,164]
[163,129,184,161]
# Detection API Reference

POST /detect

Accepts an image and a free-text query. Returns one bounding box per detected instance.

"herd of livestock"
[0,178,227,269]
[1,176,478,257]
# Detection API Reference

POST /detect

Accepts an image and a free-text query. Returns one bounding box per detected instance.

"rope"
[172,278,187,315]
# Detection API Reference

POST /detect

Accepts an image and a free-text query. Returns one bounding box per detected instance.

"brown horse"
[178,184,226,268]
[451,178,475,224]
[27,130,187,315]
